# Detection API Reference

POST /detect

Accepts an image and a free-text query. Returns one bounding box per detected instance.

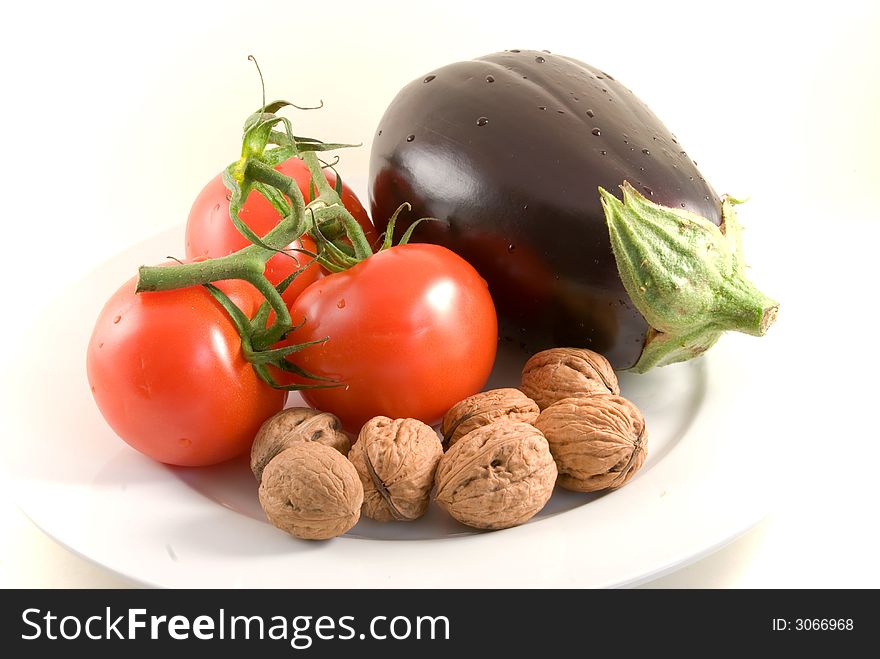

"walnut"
[258,442,363,540]
[534,395,647,492]
[441,388,540,448]
[520,347,619,410]
[434,420,557,530]
[251,407,350,481]
[348,417,443,522]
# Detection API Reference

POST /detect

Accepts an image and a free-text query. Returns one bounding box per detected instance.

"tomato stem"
[246,159,308,217]
[246,277,292,350]
[134,98,381,391]
[137,254,263,292]
[301,151,373,259]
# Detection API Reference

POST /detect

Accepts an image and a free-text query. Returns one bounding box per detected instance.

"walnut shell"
[534,395,647,492]
[251,407,350,481]
[441,388,540,448]
[258,442,363,540]
[349,416,443,522]
[434,420,557,530]
[520,347,619,410]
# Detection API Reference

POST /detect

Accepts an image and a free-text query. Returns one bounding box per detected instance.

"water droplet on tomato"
[643,186,654,196]
[538,106,547,111]
[179,438,192,448]
[97,342,104,349]
[600,150,607,155]
[337,299,346,309]
[90,385,96,393]
[423,75,436,83]
[591,128,601,136]
[642,148,651,155]
[486,75,495,83]
[510,49,521,53]
[476,116,489,126]
[213,203,221,213]
[406,134,415,142]
[586,109,595,118]
[378,129,382,135]
[112,315,121,324]
[535,56,546,63]
[680,202,686,208]
[507,244,516,253]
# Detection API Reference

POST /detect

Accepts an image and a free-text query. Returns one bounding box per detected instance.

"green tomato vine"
[135,57,430,390]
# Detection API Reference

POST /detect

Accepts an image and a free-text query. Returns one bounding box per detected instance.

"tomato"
[185,157,378,306]
[87,274,286,467]
[280,244,498,431]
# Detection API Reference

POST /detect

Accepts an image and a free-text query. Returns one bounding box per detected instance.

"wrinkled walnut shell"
[349,416,443,522]
[251,407,350,481]
[520,347,619,410]
[434,420,557,530]
[258,442,363,540]
[441,388,540,448]
[535,395,647,492]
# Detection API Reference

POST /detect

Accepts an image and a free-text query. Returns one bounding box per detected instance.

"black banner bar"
[0,589,868,656]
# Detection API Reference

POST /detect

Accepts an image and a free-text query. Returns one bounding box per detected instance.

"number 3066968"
[773,619,854,631]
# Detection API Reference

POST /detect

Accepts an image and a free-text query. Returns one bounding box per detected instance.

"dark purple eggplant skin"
[368,50,721,369]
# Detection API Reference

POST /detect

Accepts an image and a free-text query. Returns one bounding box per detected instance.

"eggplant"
[368,50,777,371]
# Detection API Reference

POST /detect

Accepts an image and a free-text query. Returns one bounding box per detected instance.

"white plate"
[0,226,785,588]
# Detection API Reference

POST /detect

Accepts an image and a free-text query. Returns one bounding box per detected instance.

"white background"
[1,0,878,587]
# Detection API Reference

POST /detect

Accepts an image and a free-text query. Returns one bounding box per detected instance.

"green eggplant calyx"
[599,182,779,373]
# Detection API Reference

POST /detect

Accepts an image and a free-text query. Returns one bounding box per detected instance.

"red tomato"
[185,157,377,305]
[280,244,498,431]
[87,274,286,467]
